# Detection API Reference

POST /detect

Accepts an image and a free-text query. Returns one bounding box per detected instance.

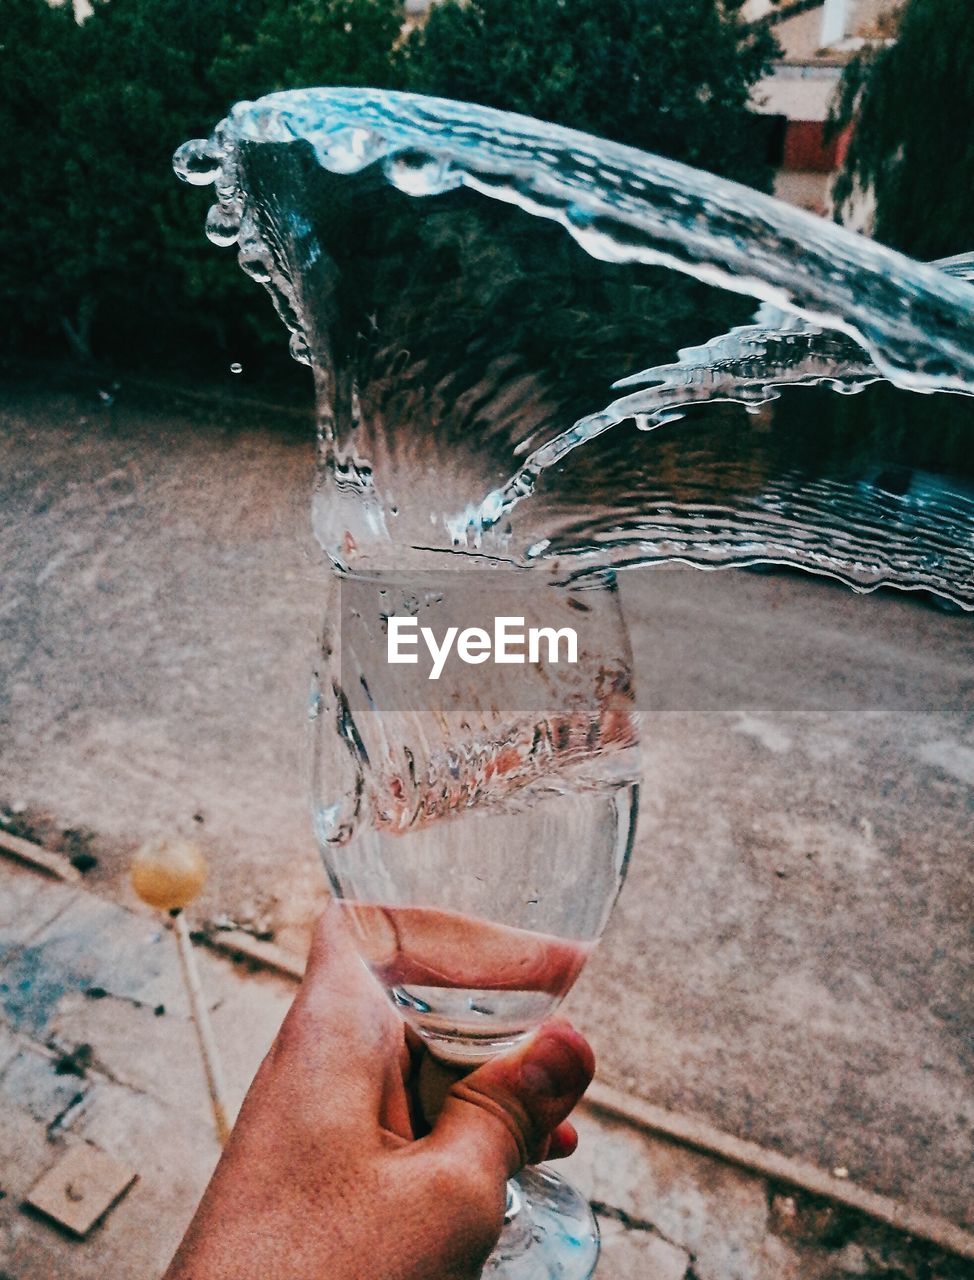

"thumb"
[426,1019,595,1181]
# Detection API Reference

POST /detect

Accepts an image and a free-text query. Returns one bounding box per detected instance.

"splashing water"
[174,89,974,605]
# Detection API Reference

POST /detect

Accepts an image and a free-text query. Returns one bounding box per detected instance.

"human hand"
[164,900,595,1280]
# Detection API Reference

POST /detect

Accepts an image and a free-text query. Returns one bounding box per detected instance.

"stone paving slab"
[568,1109,972,1280]
[0,1045,90,1129]
[1,894,186,1042]
[1,863,969,1280]
[0,1021,19,1076]
[0,873,78,950]
[0,863,291,1279]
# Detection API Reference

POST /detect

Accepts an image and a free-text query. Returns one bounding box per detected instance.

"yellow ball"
[131,837,206,911]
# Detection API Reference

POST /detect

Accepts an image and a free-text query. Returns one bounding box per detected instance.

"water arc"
[176,88,974,606]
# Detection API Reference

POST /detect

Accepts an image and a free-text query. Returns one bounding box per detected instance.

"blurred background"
[0,3,972,1278]
[3,0,971,469]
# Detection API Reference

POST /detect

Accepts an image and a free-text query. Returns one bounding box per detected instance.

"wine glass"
[311,564,639,1278]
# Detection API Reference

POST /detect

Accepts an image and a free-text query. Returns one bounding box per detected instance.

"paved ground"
[571,571,974,1228]
[0,861,292,1277]
[1,379,972,1271]
[0,863,966,1280]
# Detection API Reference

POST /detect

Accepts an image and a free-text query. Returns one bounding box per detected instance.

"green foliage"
[0,1,85,350]
[826,0,974,478]
[398,0,780,392]
[405,0,778,188]
[0,0,404,368]
[0,0,777,374]
[210,0,405,100]
[830,0,973,259]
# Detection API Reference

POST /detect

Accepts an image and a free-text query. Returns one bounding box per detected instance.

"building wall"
[852,0,897,35]
[823,0,902,45]
[756,63,843,122]
[772,169,833,214]
[777,5,833,60]
[749,0,901,218]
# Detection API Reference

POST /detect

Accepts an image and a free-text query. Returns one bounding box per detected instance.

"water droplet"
[230,362,243,374]
[382,151,462,198]
[288,329,312,365]
[172,138,221,186]
[478,489,505,528]
[238,250,271,283]
[316,126,387,176]
[205,202,242,247]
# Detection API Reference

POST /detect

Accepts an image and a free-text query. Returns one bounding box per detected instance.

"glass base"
[483,1166,600,1279]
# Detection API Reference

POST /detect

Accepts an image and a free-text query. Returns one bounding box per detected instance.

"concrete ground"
[0,861,293,1277]
[1,379,972,1274]
[1,863,967,1280]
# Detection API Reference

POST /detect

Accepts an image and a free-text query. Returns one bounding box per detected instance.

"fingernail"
[519,1028,592,1101]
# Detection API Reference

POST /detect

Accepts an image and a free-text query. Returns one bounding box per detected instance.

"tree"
[210,0,405,101]
[397,0,781,397]
[0,0,778,374]
[0,1,87,357]
[405,0,778,189]
[822,0,974,477]
[0,0,404,368]
[830,0,973,260]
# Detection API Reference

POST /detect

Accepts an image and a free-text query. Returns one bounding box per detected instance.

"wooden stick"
[583,1080,974,1261]
[172,912,232,1147]
[0,829,82,883]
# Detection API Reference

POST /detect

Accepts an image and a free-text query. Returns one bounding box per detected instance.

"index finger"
[267,899,405,1109]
